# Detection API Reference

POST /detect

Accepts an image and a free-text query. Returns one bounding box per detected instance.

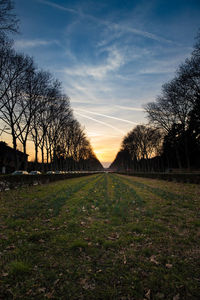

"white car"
[29,171,42,175]
[12,170,29,175]
[46,171,55,174]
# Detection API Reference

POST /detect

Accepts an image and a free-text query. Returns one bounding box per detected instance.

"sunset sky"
[10,0,200,167]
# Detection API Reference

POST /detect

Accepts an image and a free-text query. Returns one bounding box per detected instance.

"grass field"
[0,173,200,299]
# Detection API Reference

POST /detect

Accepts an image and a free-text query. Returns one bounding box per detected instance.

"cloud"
[14,39,58,49]
[63,46,124,79]
[139,53,191,75]
[108,23,173,44]
[38,0,174,44]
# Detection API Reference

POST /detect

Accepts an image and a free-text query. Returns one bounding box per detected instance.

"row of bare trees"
[111,31,200,172]
[110,125,162,172]
[145,32,200,170]
[0,0,103,171]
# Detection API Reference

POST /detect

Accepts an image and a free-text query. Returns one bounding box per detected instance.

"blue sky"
[14,0,200,166]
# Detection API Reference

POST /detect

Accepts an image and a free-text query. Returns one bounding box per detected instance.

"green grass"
[0,173,200,299]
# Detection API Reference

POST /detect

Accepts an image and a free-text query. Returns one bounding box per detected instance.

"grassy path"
[0,173,200,299]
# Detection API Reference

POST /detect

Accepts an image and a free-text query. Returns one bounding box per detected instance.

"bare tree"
[0,0,18,32]
[145,31,200,170]
[0,41,16,107]
[30,71,52,164]
[145,74,196,169]
[0,0,19,44]
[121,125,161,171]
[0,51,33,151]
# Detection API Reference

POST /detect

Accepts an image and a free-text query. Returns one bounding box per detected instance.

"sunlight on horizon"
[1,131,117,168]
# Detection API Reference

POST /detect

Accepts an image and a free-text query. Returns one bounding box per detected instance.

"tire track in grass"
[46,174,106,255]
[0,175,102,265]
[50,173,109,237]
[115,174,162,206]
[86,173,143,220]
[115,174,200,245]
[1,174,102,256]
[115,175,200,262]
[51,173,138,251]
[111,173,144,205]
[117,174,185,202]
[94,173,146,231]
[115,173,179,220]
[63,173,116,220]
[40,173,103,251]
[47,174,118,268]
[110,176,188,280]
[1,175,105,281]
[107,174,160,242]
[75,174,153,295]
[57,173,105,218]
[119,175,200,215]
[50,173,145,284]
[2,175,101,222]
[44,174,102,217]
[113,174,180,237]
[117,174,199,226]
[124,175,199,199]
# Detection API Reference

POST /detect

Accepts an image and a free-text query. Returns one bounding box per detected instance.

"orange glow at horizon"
[1,132,122,168]
[90,135,122,166]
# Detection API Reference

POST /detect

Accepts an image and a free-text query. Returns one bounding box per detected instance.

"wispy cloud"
[109,23,174,44]
[64,46,123,79]
[74,112,125,134]
[76,108,138,125]
[14,39,58,49]
[139,53,191,75]
[38,0,174,44]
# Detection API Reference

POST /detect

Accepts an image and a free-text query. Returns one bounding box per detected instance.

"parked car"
[55,170,65,174]
[12,170,29,175]
[46,171,55,174]
[29,171,42,175]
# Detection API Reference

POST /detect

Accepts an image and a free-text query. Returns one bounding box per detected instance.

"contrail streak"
[88,132,122,138]
[74,112,125,134]
[38,0,78,14]
[115,105,145,112]
[76,108,138,125]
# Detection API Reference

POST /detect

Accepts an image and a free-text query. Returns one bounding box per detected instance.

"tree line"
[0,0,103,171]
[110,32,200,172]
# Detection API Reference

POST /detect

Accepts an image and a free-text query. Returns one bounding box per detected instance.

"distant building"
[0,142,28,174]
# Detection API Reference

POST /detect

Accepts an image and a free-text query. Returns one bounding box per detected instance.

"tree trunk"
[23,142,28,171]
[12,134,19,170]
[175,146,182,169]
[46,148,49,164]
[41,146,44,172]
[34,131,38,164]
[184,133,190,170]
[23,142,26,155]
[35,143,38,163]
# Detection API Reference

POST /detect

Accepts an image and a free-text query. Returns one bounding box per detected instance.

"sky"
[11,0,200,167]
